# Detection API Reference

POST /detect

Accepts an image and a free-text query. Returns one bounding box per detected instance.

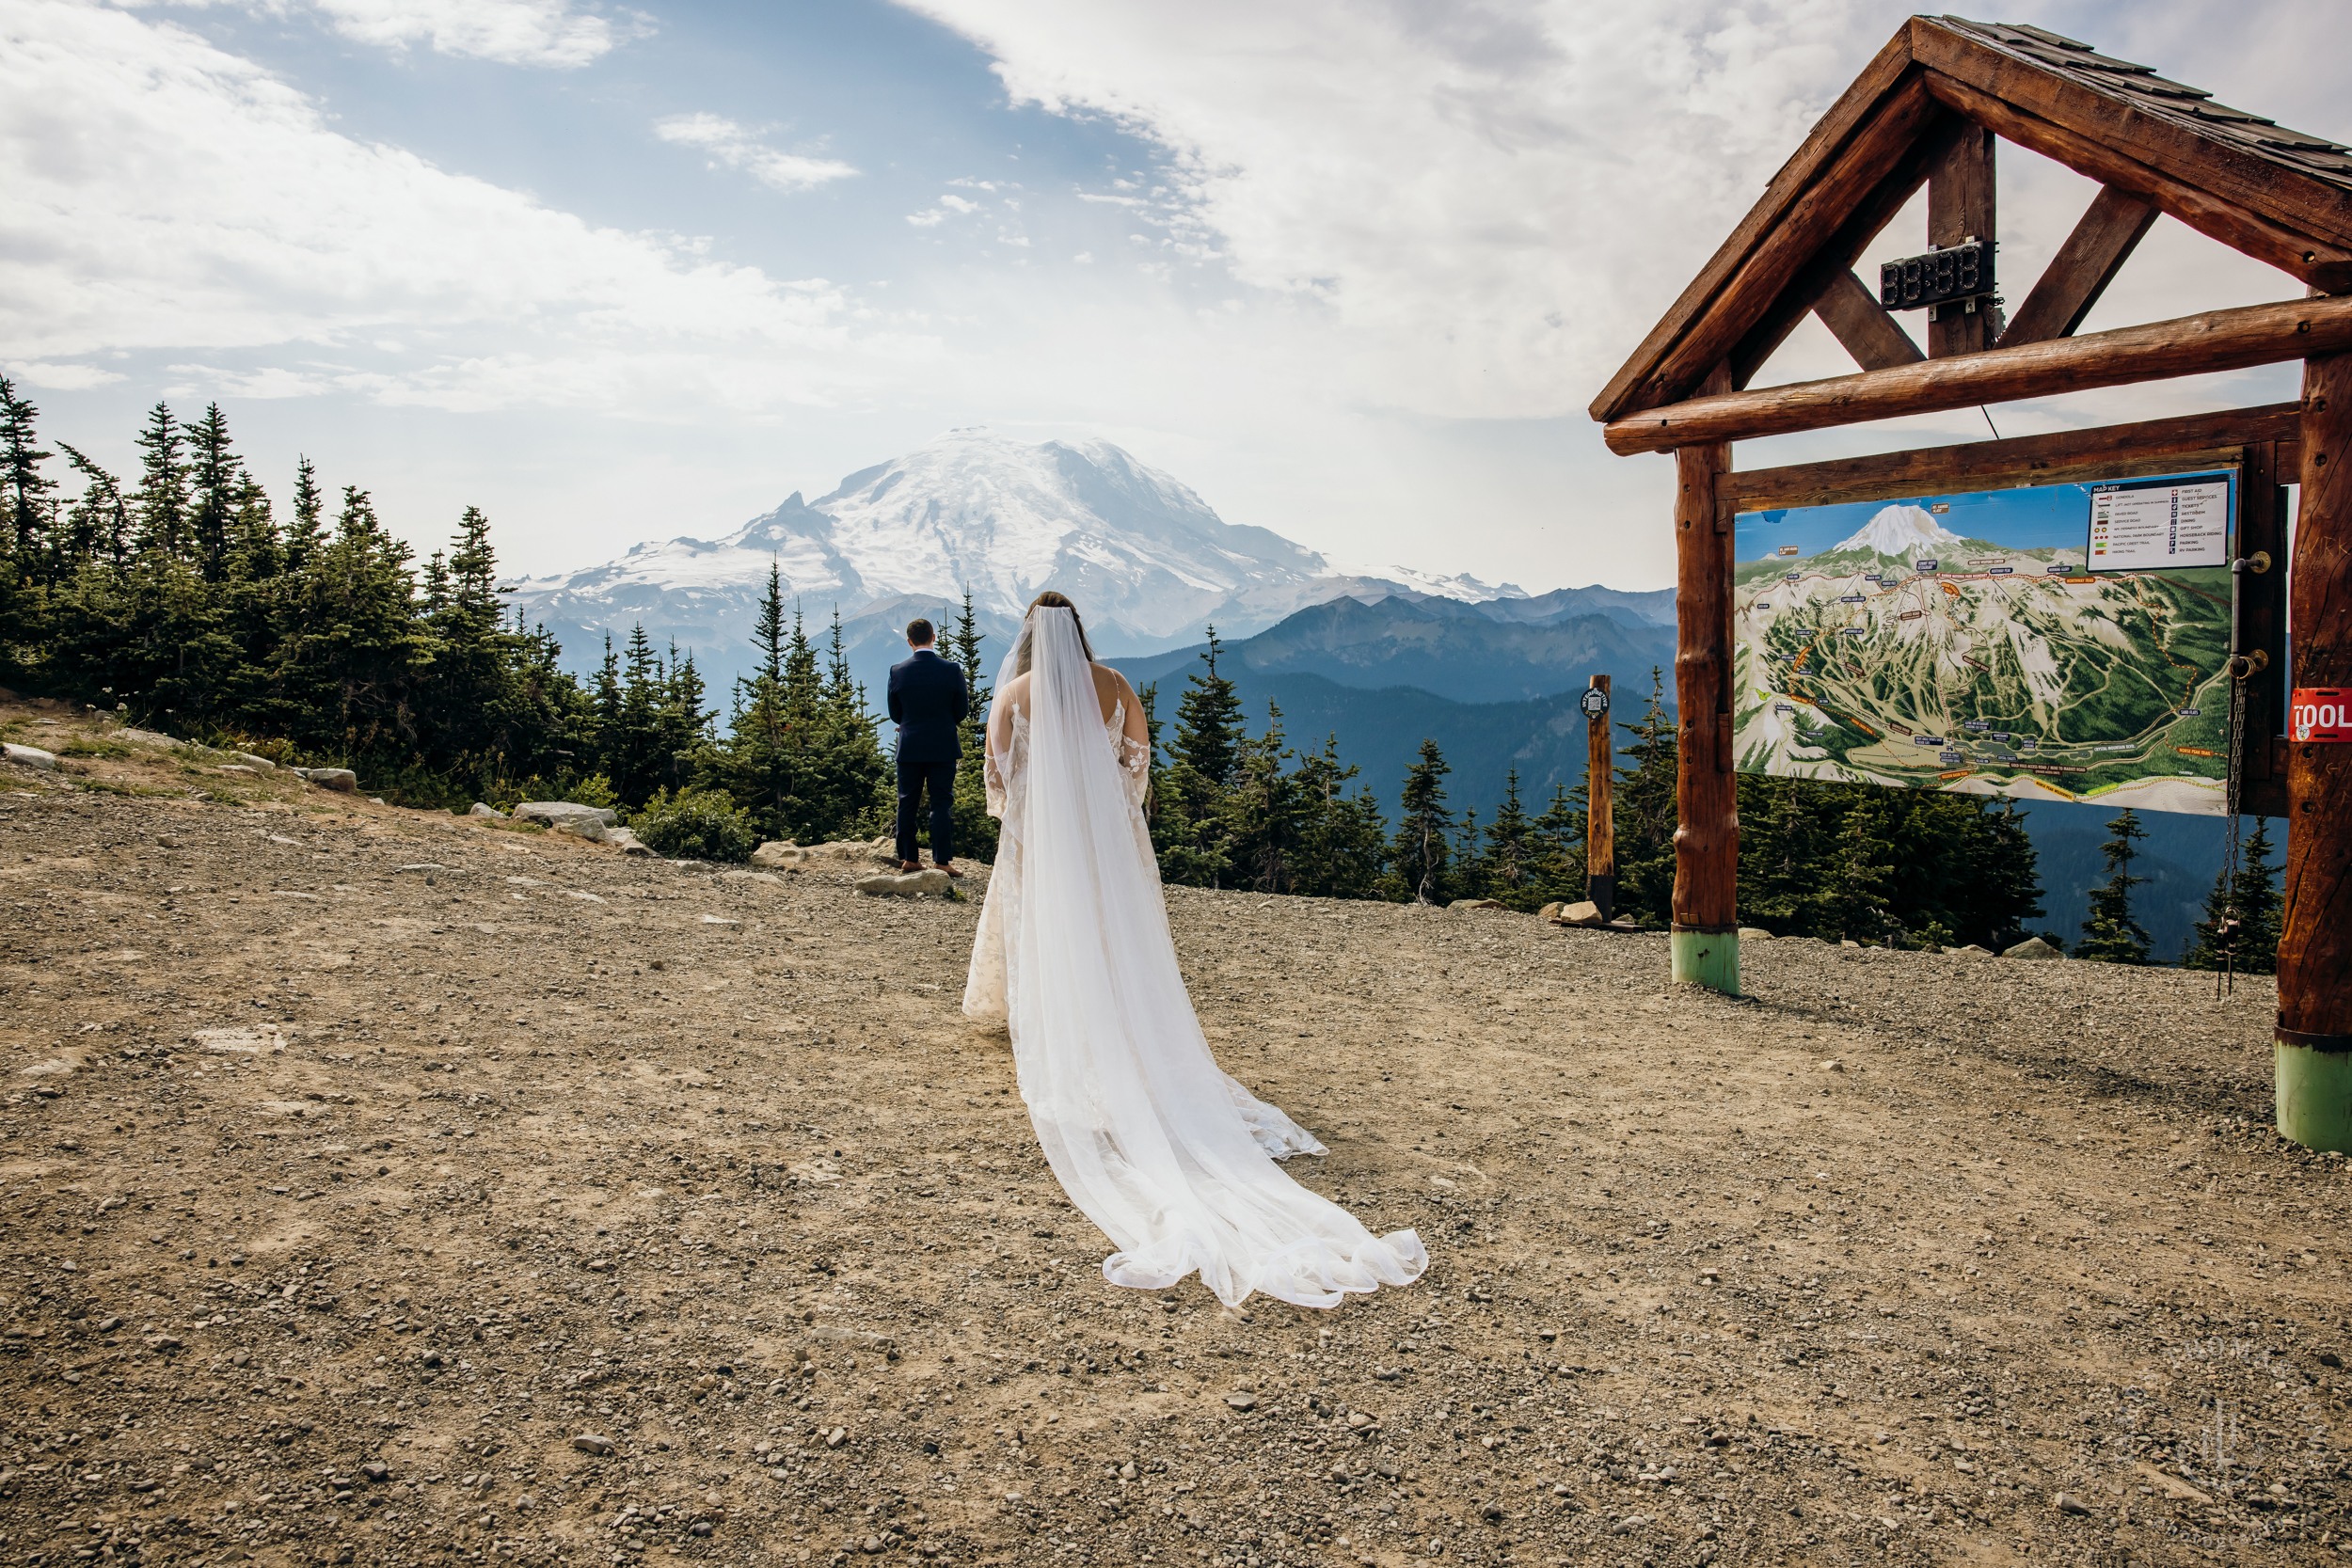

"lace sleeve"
[1115,734,1150,808]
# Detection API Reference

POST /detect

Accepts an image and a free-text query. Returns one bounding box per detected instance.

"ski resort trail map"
[1734,469,2235,816]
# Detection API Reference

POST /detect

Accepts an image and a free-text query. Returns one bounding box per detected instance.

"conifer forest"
[0,387,2279,965]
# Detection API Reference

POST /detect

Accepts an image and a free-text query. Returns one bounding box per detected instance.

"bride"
[962,591,1426,1309]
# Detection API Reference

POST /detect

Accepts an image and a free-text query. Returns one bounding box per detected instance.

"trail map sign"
[1733,468,2237,816]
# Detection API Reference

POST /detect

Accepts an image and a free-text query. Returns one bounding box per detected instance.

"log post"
[1586,673,1614,921]
[1927,119,1997,357]
[1672,363,1739,993]
[2278,351,2352,1151]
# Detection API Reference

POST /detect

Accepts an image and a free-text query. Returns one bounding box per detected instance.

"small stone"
[468,802,506,819]
[1549,900,1605,927]
[512,801,617,833]
[1119,1462,1137,1481]
[2003,937,2063,960]
[1448,897,1504,911]
[230,752,278,771]
[855,869,950,898]
[1821,1060,1845,1073]
[825,1427,848,1449]
[750,841,812,869]
[360,1461,390,1482]
[306,768,358,793]
[3,743,59,770]
[571,1433,616,1456]
[2320,1352,2344,1369]
[1737,927,1773,941]
[1346,1411,1374,1429]
[1223,1392,1258,1411]
[1952,943,1994,957]
[2055,1493,2091,1516]
[607,826,653,857]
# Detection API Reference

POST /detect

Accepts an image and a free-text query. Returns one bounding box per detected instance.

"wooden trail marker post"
[1582,673,1614,921]
[1585,15,2349,1151]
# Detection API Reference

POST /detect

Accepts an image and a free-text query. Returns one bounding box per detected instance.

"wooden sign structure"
[1588,17,2351,1150]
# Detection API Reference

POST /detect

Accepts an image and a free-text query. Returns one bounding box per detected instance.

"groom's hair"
[906,618,935,646]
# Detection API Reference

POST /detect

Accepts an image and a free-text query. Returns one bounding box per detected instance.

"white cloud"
[152,0,642,69]
[653,113,860,193]
[0,1,924,413]
[896,0,2345,426]
[2,359,127,390]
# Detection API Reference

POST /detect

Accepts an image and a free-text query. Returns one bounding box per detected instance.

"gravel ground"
[3,698,2348,1568]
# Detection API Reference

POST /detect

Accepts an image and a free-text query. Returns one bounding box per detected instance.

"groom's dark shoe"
[899,860,923,873]
[936,861,964,879]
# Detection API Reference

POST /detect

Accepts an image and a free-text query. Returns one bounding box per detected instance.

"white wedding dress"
[961,606,1426,1308]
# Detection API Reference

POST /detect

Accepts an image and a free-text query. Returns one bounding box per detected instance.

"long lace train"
[962,609,1425,1308]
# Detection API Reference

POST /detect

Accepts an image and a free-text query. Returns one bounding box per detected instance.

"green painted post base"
[1670,928,1740,995]
[2277,1042,2352,1154]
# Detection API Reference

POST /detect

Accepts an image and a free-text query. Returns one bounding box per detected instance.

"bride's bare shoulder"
[1089,662,1136,698]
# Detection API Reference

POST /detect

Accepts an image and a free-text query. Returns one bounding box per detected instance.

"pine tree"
[56,444,130,567]
[946,587,998,863]
[1384,738,1454,904]
[132,403,188,559]
[186,403,241,579]
[1291,733,1386,899]
[284,457,326,577]
[1157,629,1247,887]
[1613,665,1678,926]
[1482,769,1539,910]
[1224,702,1306,894]
[2183,816,2282,973]
[1825,791,1897,943]
[1532,781,1587,907]
[2076,808,2153,964]
[0,377,55,569]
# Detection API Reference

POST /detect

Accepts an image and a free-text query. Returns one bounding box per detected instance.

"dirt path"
[2,700,2346,1568]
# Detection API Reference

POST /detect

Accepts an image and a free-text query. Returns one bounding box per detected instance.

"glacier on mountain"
[501,428,1538,685]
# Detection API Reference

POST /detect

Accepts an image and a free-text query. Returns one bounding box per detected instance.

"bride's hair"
[1019,590,1096,671]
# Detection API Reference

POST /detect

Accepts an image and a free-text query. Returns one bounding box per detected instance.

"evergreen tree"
[1532,780,1587,907]
[1825,791,1897,943]
[132,403,188,558]
[2183,816,2282,973]
[1453,806,1486,901]
[719,564,799,842]
[1225,702,1307,894]
[2077,808,2153,964]
[0,377,55,567]
[946,588,998,863]
[1384,738,1454,904]
[1481,770,1538,910]
[186,403,240,579]
[284,457,327,577]
[1613,665,1678,925]
[1291,734,1387,900]
[56,444,130,567]
[1157,630,1246,888]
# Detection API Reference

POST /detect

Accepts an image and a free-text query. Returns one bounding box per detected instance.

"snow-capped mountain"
[1834,503,1965,557]
[501,428,1535,688]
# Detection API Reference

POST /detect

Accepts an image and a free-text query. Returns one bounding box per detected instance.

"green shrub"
[630,787,759,863]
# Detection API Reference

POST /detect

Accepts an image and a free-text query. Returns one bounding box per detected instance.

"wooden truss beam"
[1999,186,2160,348]
[1603,295,2352,455]
[1921,71,2352,292]
[1809,269,1923,372]
[1716,402,2302,511]
[1927,119,1998,357]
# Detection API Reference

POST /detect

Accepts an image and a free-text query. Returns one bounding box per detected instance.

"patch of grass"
[77,778,182,799]
[59,738,132,759]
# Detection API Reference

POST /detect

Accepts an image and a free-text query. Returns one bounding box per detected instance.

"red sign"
[2292,689,2352,743]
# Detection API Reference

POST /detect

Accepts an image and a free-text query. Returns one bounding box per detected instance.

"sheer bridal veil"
[961,602,1425,1308]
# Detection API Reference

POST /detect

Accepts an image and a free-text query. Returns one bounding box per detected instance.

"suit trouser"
[894,756,957,864]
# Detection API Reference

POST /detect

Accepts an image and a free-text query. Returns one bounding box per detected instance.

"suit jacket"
[887,649,969,762]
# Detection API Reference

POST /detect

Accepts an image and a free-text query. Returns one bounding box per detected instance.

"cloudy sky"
[2,0,2338,591]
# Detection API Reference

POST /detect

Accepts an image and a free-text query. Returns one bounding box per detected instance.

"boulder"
[230,752,278,770]
[751,841,813,869]
[3,743,58,770]
[1737,927,1774,941]
[304,768,358,793]
[1449,897,1505,911]
[551,816,609,844]
[607,826,653,857]
[468,801,506,819]
[856,869,951,897]
[2003,936,2063,960]
[512,801,617,833]
[1546,900,1605,927]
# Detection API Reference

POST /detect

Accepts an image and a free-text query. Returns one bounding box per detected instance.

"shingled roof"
[1590,14,2352,424]
[1942,18,2352,193]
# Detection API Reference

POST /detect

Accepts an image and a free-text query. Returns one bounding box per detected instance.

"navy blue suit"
[887,648,969,864]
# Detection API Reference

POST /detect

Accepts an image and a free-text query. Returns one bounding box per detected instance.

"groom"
[886,618,969,877]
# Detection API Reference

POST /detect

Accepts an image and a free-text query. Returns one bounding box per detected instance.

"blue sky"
[1738,469,2240,561]
[2,0,2339,589]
